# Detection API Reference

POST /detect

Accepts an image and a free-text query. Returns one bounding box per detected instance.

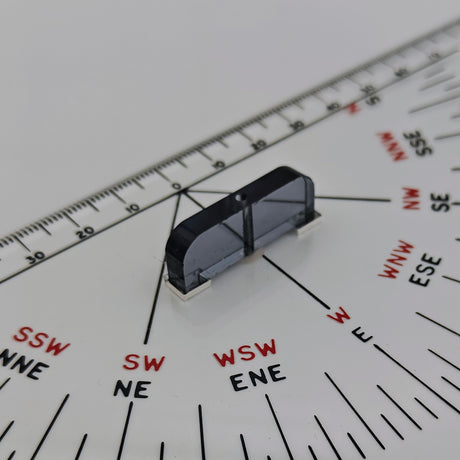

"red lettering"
[378,264,400,279]
[386,142,400,152]
[13,326,33,343]
[394,240,414,254]
[144,355,165,372]
[403,187,420,199]
[378,132,393,142]
[45,338,71,356]
[238,345,256,361]
[347,103,360,114]
[403,200,420,210]
[377,132,408,161]
[123,354,140,370]
[386,253,407,267]
[392,150,408,161]
[29,332,49,348]
[254,339,276,357]
[327,307,351,324]
[213,350,235,367]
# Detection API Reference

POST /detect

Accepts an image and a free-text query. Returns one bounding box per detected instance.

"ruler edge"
[2,15,460,242]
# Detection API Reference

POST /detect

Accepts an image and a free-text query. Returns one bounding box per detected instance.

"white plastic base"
[296,212,322,236]
[165,278,212,301]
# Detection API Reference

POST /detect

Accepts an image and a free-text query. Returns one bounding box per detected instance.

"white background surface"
[1,1,460,234]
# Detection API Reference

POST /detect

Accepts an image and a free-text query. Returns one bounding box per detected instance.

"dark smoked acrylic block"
[165,166,319,299]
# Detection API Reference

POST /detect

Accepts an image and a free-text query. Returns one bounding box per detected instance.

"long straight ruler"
[1,17,459,284]
[0,14,459,460]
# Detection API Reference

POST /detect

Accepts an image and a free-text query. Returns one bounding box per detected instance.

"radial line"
[263,255,331,310]
[265,394,294,460]
[416,312,460,337]
[374,344,460,414]
[31,394,70,459]
[117,401,134,460]
[325,372,385,449]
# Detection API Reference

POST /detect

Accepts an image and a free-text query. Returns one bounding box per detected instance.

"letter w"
[144,356,165,372]
[213,350,235,367]
[45,339,71,356]
[402,187,420,199]
[254,339,276,357]
[394,240,414,254]
[378,264,400,279]
[327,307,351,324]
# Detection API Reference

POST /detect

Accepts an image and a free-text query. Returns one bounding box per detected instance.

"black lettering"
[230,373,248,392]
[421,253,442,266]
[0,349,17,367]
[267,364,286,382]
[248,369,268,386]
[10,356,34,374]
[27,362,50,380]
[409,274,430,287]
[114,379,133,397]
[415,264,435,276]
[134,381,151,399]
[351,327,373,343]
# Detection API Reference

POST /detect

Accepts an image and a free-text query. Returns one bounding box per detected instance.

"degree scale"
[0,14,460,460]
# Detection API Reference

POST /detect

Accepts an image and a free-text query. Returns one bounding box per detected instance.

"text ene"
[13,326,71,356]
[213,339,276,367]
[230,364,286,392]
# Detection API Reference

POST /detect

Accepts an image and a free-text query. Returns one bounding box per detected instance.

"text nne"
[213,339,276,367]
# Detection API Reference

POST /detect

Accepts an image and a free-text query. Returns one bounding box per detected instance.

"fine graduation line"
[265,394,294,460]
[314,415,341,460]
[307,445,318,460]
[415,312,460,337]
[198,404,206,460]
[0,377,11,391]
[413,397,438,419]
[347,432,366,459]
[143,193,181,345]
[0,421,14,442]
[240,434,250,460]
[324,372,385,449]
[31,394,70,460]
[380,414,404,440]
[428,348,460,371]
[74,434,88,460]
[409,91,460,113]
[442,274,460,284]
[374,344,460,414]
[441,376,460,391]
[376,385,422,430]
[262,255,331,310]
[117,401,134,460]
